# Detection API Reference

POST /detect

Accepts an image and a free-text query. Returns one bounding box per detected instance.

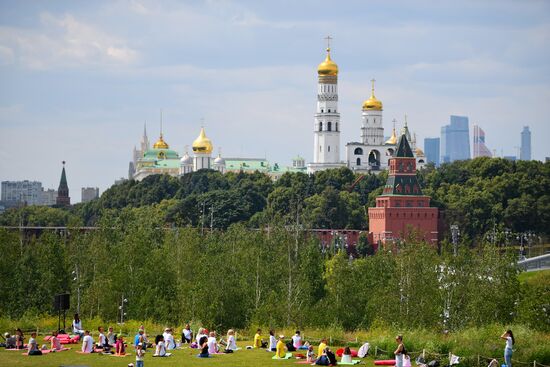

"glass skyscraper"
[424,137,440,167]
[440,115,470,163]
[520,126,531,160]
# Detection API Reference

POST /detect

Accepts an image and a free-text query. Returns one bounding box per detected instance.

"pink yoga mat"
[375,360,396,365]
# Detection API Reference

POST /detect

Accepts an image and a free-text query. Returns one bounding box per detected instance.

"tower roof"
[395,133,414,158]
[58,161,68,191]
[192,127,213,154]
[317,48,339,76]
[362,79,383,111]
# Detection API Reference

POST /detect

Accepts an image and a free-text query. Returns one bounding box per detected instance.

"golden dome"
[415,147,425,157]
[362,79,383,111]
[385,127,397,145]
[153,134,169,149]
[192,127,213,154]
[317,48,338,76]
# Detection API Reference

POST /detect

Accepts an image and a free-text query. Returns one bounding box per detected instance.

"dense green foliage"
[2,157,548,243]
[0,218,547,333]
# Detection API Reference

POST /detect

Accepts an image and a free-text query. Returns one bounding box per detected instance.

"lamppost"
[450,224,460,256]
[118,295,128,325]
[71,264,81,314]
[517,232,534,259]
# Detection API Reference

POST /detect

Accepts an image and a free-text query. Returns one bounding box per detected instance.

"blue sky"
[1,0,549,201]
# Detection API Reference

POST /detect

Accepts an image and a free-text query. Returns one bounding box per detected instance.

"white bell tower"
[308,36,343,173]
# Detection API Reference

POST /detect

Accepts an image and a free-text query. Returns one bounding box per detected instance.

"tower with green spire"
[56,161,70,206]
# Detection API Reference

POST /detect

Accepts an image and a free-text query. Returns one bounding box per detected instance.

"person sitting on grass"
[50,331,62,351]
[341,346,353,364]
[198,333,209,358]
[223,329,237,351]
[153,334,171,357]
[4,332,16,349]
[254,328,267,348]
[81,330,94,353]
[72,314,84,338]
[307,345,315,363]
[207,331,219,354]
[27,332,42,355]
[163,328,176,350]
[195,328,206,346]
[115,335,126,355]
[292,330,302,350]
[135,329,145,351]
[276,335,287,359]
[268,330,277,352]
[106,326,116,347]
[15,328,25,349]
[317,338,327,359]
[96,327,107,350]
[182,324,193,345]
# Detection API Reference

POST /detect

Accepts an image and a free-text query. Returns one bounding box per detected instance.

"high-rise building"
[1,180,43,205]
[473,125,492,158]
[56,161,70,207]
[520,126,531,160]
[440,115,470,163]
[39,189,57,206]
[81,187,99,203]
[424,138,440,167]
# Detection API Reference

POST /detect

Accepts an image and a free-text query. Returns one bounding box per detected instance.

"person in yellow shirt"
[318,338,328,357]
[254,328,263,348]
[276,335,287,358]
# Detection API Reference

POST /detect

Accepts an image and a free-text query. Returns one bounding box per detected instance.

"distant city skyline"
[1,1,550,199]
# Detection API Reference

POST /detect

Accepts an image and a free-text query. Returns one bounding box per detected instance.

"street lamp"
[450,224,460,256]
[517,232,534,259]
[119,295,128,324]
[71,265,81,314]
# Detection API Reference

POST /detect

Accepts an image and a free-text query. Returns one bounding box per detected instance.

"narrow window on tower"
[336,122,339,131]
[327,121,332,131]
[356,158,361,166]
[328,109,331,113]
[319,122,323,131]
[328,146,331,152]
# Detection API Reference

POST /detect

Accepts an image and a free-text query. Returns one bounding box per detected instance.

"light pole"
[118,295,128,324]
[71,265,81,314]
[450,224,460,256]
[517,232,534,259]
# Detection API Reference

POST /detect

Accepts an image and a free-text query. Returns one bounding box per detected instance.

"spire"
[153,110,169,149]
[56,161,70,206]
[395,133,414,158]
[160,109,163,139]
[371,78,376,98]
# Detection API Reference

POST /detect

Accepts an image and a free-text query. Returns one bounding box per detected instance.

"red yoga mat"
[336,348,358,357]
[375,360,396,365]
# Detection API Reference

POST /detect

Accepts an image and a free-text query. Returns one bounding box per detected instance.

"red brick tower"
[368,133,438,246]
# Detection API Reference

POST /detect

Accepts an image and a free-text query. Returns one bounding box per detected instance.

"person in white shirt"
[163,328,176,350]
[292,330,302,350]
[207,331,219,354]
[96,327,106,349]
[72,313,84,338]
[225,329,238,351]
[154,334,171,357]
[28,332,42,355]
[500,329,515,367]
[135,343,145,367]
[81,330,94,353]
[106,326,116,346]
[268,330,277,352]
[182,324,193,344]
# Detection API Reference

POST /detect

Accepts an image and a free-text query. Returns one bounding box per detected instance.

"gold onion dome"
[385,127,397,145]
[192,127,213,154]
[153,134,169,149]
[415,147,425,157]
[317,48,338,76]
[362,79,383,111]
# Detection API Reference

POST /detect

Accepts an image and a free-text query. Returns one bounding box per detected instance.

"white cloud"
[0,12,138,70]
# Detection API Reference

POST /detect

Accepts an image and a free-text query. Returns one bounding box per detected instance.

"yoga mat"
[295,360,314,364]
[272,352,293,360]
[339,360,362,365]
[110,353,131,357]
[375,360,396,365]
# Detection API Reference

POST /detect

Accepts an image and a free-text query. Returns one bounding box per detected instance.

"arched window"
[336,122,339,131]
[328,146,331,152]
[328,109,331,113]
[354,147,363,155]
[319,121,323,131]
[356,157,361,166]
[327,121,332,131]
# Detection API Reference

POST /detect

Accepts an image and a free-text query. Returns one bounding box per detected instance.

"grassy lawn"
[517,269,550,283]
[0,342,374,367]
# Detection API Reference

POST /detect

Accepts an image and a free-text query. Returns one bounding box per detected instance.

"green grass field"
[0,342,373,367]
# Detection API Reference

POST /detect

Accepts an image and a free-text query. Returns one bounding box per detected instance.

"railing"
[517,253,550,272]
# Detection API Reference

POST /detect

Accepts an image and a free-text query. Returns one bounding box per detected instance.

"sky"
[1,0,549,202]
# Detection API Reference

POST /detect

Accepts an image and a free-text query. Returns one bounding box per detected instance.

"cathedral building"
[307,41,425,174]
